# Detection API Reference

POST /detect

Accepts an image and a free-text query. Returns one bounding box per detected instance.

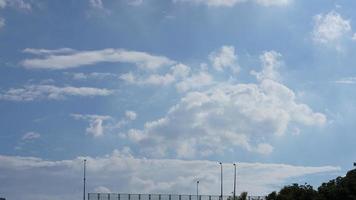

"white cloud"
[0,84,112,101]
[251,51,282,81]
[22,48,175,70]
[21,132,41,140]
[173,0,292,7]
[120,63,191,87]
[89,0,104,9]
[65,72,116,80]
[334,77,356,84]
[175,72,213,92]
[312,11,351,45]
[125,111,137,120]
[209,45,240,74]
[352,33,356,41]
[23,48,76,55]
[72,111,137,138]
[125,51,326,158]
[127,0,144,6]
[255,0,290,6]
[0,151,340,200]
[0,0,6,8]
[0,17,5,29]
[0,0,32,10]
[72,114,112,137]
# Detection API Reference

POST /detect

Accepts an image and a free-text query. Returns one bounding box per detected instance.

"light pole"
[83,159,87,200]
[196,180,199,200]
[233,163,236,200]
[219,162,223,200]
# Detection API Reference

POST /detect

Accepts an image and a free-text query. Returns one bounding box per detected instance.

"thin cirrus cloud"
[21,48,175,70]
[0,84,112,101]
[21,131,41,140]
[173,0,292,7]
[0,149,340,200]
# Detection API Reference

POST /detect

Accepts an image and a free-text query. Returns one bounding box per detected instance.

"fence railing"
[88,193,266,200]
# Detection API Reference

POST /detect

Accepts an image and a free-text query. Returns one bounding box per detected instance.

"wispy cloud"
[21,131,41,140]
[334,77,356,84]
[173,0,292,7]
[0,84,112,101]
[21,48,175,70]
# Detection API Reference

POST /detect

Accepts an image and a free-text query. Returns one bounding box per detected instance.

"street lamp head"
[233,163,236,166]
[353,162,356,167]
[197,180,199,183]
[219,162,222,165]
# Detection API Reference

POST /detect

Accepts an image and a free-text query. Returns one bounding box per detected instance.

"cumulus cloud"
[21,132,41,140]
[72,114,112,137]
[251,51,282,81]
[0,84,112,101]
[124,51,326,158]
[21,48,175,70]
[173,0,292,7]
[209,45,240,74]
[175,72,213,92]
[72,111,137,138]
[125,111,137,120]
[0,150,340,200]
[312,11,351,46]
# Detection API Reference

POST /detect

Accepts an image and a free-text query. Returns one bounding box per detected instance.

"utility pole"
[219,162,223,200]
[233,164,236,200]
[83,159,87,200]
[196,180,199,200]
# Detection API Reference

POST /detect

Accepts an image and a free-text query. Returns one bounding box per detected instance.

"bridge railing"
[88,193,266,200]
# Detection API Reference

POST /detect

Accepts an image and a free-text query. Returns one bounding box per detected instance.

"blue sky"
[1,0,356,199]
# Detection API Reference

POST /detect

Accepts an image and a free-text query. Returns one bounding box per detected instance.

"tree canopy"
[266,169,356,200]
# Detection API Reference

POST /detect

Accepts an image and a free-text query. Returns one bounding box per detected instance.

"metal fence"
[88,193,265,200]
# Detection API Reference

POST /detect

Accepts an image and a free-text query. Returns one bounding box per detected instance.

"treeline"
[265,169,356,200]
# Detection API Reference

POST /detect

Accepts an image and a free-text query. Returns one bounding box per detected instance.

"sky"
[1,0,356,199]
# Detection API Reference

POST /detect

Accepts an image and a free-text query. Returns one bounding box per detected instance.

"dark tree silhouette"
[266,169,356,200]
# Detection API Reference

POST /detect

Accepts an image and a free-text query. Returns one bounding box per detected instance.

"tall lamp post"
[196,180,200,200]
[83,159,87,200]
[219,162,223,200]
[233,163,237,200]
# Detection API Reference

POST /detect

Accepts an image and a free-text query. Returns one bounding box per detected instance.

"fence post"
[169,195,171,200]
[98,193,100,200]
[139,194,141,200]
[149,194,151,200]
[179,195,181,200]
[118,194,120,200]
[129,194,131,200]
[108,194,110,200]
[159,194,161,200]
